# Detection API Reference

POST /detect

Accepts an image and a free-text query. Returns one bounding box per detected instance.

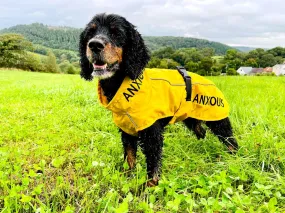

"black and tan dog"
[79,13,238,187]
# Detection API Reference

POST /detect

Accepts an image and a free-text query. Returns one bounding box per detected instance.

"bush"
[158,59,168,69]
[211,71,221,76]
[66,64,76,74]
[59,61,78,74]
[185,61,199,73]
[59,61,70,73]
[197,69,207,76]
[22,52,45,72]
[226,68,238,76]
[72,61,80,69]
[255,72,276,76]
[43,51,59,73]
[146,57,160,68]
[263,72,276,76]
[166,59,180,69]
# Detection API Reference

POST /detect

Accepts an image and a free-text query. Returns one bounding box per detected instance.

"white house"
[237,67,252,75]
[273,64,285,76]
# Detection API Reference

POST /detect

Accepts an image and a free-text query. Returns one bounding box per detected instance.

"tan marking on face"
[103,43,123,64]
[86,45,93,61]
[90,23,96,28]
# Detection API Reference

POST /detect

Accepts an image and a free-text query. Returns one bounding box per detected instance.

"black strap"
[176,66,192,101]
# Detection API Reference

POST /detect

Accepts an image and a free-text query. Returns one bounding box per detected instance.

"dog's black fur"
[79,13,238,186]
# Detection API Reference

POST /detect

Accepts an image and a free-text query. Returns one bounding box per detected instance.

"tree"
[185,61,199,73]
[0,33,33,68]
[200,47,215,57]
[199,57,213,75]
[152,47,175,59]
[72,61,80,69]
[197,69,207,76]
[158,59,168,69]
[147,57,161,68]
[166,59,180,69]
[244,58,258,67]
[22,52,45,72]
[224,49,238,61]
[60,54,68,62]
[188,51,203,63]
[212,64,224,75]
[259,54,277,67]
[43,51,59,73]
[171,51,187,65]
[59,61,71,73]
[66,64,76,74]
[268,47,285,57]
[246,50,259,60]
[255,48,266,58]
[275,56,284,64]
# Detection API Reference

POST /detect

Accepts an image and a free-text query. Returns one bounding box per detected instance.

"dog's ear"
[79,30,93,81]
[122,22,150,80]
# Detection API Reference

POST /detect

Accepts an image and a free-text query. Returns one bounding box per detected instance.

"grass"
[0,69,285,212]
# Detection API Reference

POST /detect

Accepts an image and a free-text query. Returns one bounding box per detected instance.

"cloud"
[28,11,46,17]
[1,0,285,48]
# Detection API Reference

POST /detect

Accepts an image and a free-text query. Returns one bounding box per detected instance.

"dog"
[79,13,238,187]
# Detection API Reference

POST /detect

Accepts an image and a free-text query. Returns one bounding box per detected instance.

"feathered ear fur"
[79,29,93,81]
[122,22,150,80]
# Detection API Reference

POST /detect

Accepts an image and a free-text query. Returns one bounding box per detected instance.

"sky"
[1,0,285,48]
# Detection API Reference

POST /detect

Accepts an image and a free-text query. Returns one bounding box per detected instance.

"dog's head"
[79,13,150,80]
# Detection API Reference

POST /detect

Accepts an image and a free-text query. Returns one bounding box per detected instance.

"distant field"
[1,70,285,212]
[212,55,224,63]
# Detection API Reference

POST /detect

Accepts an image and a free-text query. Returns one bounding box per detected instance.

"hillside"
[0,23,79,51]
[144,36,233,54]
[1,23,235,54]
[233,46,266,52]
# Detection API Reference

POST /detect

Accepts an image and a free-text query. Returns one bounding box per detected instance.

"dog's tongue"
[93,63,107,70]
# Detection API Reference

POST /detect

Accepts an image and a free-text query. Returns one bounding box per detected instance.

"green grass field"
[1,70,285,212]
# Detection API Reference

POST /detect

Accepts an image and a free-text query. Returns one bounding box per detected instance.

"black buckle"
[176,66,192,101]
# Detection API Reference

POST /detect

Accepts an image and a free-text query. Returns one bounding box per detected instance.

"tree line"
[1,23,233,55]
[146,47,285,75]
[144,36,232,54]
[1,32,284,76]
[0,34,79,74]
[1,23,80,51]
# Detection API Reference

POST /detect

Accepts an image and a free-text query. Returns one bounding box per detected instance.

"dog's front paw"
[146,177,159,187]
[227,144,238,154]
[146,180,158,187]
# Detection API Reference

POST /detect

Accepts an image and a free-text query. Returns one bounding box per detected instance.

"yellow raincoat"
[98,68,230,136]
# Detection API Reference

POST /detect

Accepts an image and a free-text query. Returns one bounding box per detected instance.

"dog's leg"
[121,131,138,170]
[183,118,206,139]
[205,117,238,152]
[139,121,164,187]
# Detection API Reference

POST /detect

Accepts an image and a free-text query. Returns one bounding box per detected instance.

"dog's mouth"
[91,61,119,79]
[93,63,107,71]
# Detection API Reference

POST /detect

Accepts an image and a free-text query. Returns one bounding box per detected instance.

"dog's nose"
[88,39,105,53]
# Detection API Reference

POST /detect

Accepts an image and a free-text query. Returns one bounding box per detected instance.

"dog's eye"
[109,26,118,33]
[109,26,125,37]
[86,27,97,38]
